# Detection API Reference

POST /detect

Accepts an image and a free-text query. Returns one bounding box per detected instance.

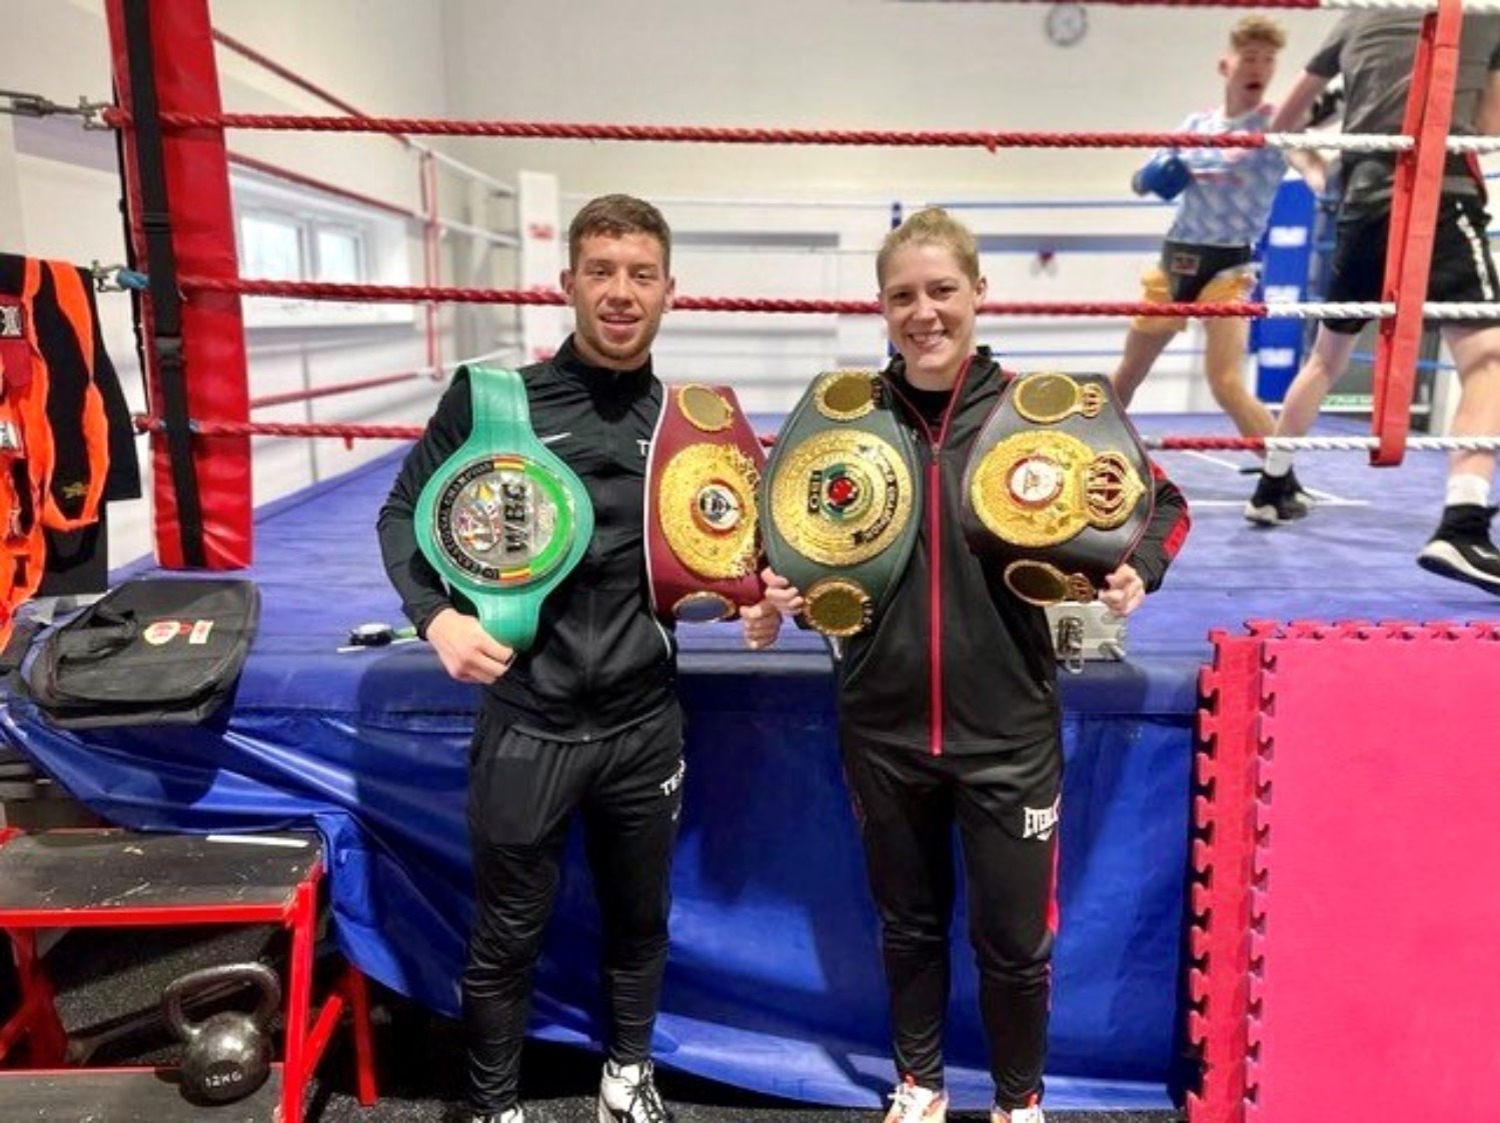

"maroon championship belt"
[644,383,766,623]
[960,371,1154,605]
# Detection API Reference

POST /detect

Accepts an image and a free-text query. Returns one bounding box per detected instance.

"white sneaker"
[991,1103,1046,1123]
[598,1059,674,1123]
[884,1076,948,1123]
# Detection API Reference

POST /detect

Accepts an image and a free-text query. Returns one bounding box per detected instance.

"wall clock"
[1045,2,1088,48]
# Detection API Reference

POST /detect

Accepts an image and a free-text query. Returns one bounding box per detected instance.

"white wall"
[4,0,1341,573]
[443,1,1337,196]
[439,1,1339,410]
[441,0,1339,194]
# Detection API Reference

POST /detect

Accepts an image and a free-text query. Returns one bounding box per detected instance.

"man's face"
[561,232,674,370]
[1222,43,1277,111]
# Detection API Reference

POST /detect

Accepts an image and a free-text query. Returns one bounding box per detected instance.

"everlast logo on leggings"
[1022,797,1060,842]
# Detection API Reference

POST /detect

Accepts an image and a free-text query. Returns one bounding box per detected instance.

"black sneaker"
[1284,467,1314,506]
[1239,464,1315,506]
[1417,504,1500,594]
[1244,471,1309,526]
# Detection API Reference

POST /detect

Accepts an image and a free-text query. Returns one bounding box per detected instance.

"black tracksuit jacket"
[377,337,676,739]
[835,349,1191,757]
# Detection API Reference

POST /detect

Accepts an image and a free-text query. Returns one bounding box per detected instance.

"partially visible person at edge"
[378,194,685,1123]
[1247,10,1500,601]
[739,208,1192,1123]
[1112,15,1316,506]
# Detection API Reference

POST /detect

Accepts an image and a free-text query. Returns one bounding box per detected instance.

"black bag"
[14,577,260,728]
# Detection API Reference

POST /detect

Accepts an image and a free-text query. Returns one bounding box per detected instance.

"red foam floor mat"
[1247,627,1500,1121]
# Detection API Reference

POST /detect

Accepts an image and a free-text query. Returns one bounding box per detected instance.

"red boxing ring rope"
[107,112,1271,150]
[175,276,1270,320]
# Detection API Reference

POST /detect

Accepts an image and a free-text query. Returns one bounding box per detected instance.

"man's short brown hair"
[1230,15,1286,52]
[568,194,672,272]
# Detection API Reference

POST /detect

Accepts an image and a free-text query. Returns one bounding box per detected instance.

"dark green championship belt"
[644,383,766,623]
[761,370,922,637]
[960,371,1153,606]
[415,366,594,650]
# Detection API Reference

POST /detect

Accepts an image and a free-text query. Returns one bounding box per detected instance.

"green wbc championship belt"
[761,370,921,637]
[960,371,1153,606]
[415,366,594,650]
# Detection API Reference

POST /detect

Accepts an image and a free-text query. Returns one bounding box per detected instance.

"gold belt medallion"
[770,430,914,567]
[658,443,762,580]
[1004,559,1097,606]
[803,577,874,638]
[813,369,879,423]
[677,383,735,432]
[1013,371,1107,425]
[970,430,1146,548]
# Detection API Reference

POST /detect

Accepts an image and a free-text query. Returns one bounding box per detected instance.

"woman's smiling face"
[878,241,986,390]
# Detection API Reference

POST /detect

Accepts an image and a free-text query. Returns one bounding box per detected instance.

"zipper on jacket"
[929,353,980,755]
[885,354,978,758]
[926,448,944,756]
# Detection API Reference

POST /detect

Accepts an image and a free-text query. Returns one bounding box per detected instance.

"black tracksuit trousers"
[464,703,685,1112]
[841,732,1061,1112]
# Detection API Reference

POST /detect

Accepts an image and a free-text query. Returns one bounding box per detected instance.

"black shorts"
[1160,241,1255,302]
[1323,194,1500,334]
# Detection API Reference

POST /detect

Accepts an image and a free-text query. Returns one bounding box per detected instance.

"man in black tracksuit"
[745,208,1190,1123]
[378,196,682,1123]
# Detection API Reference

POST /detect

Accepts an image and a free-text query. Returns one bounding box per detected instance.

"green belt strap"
[414,366,594,651]
[761,370,922,638]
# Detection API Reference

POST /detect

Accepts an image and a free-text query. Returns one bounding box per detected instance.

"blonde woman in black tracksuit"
[742,208,1191,1123]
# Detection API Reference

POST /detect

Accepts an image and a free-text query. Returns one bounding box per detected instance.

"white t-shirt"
[1164,105,1287,248]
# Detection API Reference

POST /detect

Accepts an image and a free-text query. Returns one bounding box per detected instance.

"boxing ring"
[6,410,1494,1112]
[2,443,1186,1110]
[6,0,1500,1118]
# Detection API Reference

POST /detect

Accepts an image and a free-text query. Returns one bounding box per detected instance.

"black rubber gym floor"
[35,926,1184,1123]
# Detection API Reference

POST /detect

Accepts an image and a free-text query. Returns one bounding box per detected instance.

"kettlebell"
[162,961,281,1104]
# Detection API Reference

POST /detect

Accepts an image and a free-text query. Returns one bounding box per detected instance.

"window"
[240,212,305,281]
[232,170,410,328]
[316,227,363,283]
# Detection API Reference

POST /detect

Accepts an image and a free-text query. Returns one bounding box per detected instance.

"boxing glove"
[1131,152,1191,201]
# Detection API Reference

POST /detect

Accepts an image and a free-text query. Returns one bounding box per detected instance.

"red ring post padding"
[105,0,253,568]
[1371,0,1464,468]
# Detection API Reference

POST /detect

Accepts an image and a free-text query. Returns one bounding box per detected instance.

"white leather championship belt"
[761,370,921,637]
[961,371,1154,605]
[644,383,766,623]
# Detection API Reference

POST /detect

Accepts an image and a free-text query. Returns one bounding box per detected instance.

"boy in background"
[1111,15,1315,520]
